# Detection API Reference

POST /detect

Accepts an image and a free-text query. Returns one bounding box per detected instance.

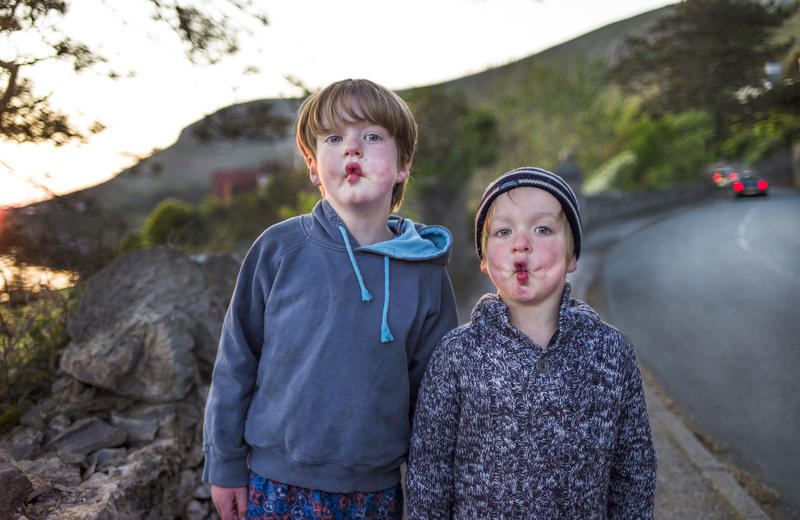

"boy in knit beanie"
[406,167,656,519]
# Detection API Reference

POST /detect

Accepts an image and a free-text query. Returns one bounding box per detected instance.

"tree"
[608,0,797,135]
[0,0,269,145]
[403,87,499,278]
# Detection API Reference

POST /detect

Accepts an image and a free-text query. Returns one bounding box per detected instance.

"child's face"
[307,102,410,215]
[481,187,577,309]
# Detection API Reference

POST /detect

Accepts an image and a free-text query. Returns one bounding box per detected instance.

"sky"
[0,0,675,208]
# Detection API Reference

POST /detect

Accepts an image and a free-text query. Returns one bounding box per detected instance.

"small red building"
[211,169,265,200]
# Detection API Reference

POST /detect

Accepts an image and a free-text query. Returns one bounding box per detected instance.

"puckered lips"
[345,162,362,183]
[515,261,529,282]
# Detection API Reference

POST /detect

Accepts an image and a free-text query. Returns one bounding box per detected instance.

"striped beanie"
[475,167,582,260]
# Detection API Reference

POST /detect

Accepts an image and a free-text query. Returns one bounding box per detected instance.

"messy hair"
[296,79,418,212]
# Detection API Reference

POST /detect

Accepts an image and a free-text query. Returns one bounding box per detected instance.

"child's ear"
[480,259,489,275]
[396,162,410,182]
[566,254,577,274]
[306,155,320,185]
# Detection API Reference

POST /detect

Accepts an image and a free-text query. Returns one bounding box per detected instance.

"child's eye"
[365,133,381,142]
[495,228,511,237]
[535,226,552,235]
[324,135,342,144]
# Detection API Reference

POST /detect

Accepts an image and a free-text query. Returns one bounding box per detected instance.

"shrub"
[0,263,78,432]
[619,110,715,189]
[140,198,195,248]
[584,150,638,194]
[118,231,144,254]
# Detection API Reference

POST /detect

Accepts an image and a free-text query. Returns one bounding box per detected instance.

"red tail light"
[713,172,722,183]
[758,180,768,190]
[730,172,739,182]
[733,181,744,192]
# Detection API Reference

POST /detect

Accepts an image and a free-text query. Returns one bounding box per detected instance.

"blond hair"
[296,79,418,212]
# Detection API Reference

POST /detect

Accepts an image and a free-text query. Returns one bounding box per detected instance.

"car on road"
[732,170,769,197]
[712,166,739,189]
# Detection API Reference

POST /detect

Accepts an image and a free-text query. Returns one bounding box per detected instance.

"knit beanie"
[474,167,582,260]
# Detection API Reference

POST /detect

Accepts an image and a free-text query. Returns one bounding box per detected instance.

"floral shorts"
[247,472,403,520]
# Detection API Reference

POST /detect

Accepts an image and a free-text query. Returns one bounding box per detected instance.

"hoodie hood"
[308,199,453,263]
[364,215,452,261]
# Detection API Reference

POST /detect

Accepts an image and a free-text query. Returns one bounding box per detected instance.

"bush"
[618,110,715,189]
[722,112,800,165]
[118,231,144,254]
[140,198,196,248]
[121,169,318,256]
[584,150,638,194]
[0,263,78,432]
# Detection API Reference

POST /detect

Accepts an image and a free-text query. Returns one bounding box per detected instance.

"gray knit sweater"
[406,286,656,519]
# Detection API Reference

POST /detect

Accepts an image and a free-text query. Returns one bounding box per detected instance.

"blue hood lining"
[360,217,452,260]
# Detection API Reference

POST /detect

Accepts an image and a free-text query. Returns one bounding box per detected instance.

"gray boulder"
[0,425,43,461]
[0,449,33,520]
[47,417,127,456]
[17,454,83,487]
[59,247,233,402]
[110,410,159,445]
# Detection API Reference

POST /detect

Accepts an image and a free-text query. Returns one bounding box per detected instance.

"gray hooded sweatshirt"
[202,199,459,493]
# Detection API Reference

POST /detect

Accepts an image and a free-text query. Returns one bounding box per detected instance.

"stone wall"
[582,184,714,229]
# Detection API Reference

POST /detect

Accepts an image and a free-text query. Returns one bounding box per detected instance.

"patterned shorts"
[247,471,403,520]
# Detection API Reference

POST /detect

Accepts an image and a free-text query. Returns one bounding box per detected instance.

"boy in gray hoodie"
[406,167,656,519]
[203,79,458,520]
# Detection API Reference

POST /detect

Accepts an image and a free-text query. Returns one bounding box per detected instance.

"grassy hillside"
[429,6,670,105]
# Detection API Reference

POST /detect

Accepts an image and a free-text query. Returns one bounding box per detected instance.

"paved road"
[601,188,800,517]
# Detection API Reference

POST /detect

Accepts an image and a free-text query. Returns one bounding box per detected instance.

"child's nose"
[343,135,362,156]
[512,234,532,253]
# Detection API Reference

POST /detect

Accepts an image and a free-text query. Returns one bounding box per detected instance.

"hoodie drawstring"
[381,256,393,343]
[339,226,372,302]
[339,225,394,343]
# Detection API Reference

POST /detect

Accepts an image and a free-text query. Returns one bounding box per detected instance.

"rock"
[54,441,182,519]
[185,442,205,468]
[2,247,234,518]
[121,400,201,443]
[19,405,45,430]
[48,414,71,434]
[0,449,33,520]
[0,425,43,461]
[86,447,127,472]
[62,310,200,403]
[193,252,240,312]
[55,386,135,418]
[17,455,82,487]
[186,499,210,520]
[50,375,82,395]
[110,411,158,446]
[192,482,212,500]
[47,417,127,456]
[178,469,199,512]
[59,247,228,402]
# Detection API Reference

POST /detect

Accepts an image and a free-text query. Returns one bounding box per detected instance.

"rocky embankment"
[0,247,240,520]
